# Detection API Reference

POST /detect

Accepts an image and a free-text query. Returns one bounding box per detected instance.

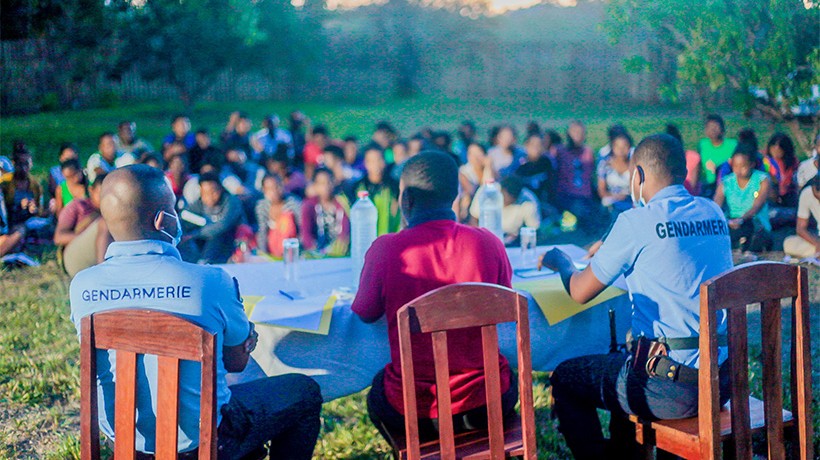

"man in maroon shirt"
[352,151,517,442]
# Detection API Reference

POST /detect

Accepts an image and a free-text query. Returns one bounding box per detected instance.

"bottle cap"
[357,191,369,198]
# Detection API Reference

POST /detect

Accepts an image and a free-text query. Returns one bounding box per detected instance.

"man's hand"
[244,323,258,353]
[728,218,743,229]
[705,160,716,173]
[223,322,258,373]
[539,248,573,272]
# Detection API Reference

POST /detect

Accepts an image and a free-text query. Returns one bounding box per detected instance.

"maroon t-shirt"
[352,219,512,418]
[57,198,96,232]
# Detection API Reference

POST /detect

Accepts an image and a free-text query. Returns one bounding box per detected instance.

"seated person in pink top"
[53,173,112,277]
[352,151,517,442]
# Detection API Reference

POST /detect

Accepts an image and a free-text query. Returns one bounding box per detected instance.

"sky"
[319,0,578,14]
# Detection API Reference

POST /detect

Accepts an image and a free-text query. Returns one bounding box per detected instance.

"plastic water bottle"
[351,191,378,289]
[479,180,504,241]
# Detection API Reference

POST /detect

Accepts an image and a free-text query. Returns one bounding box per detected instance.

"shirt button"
[667,372,675,379]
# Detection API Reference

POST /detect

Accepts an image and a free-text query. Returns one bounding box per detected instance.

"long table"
[220,245,631,401]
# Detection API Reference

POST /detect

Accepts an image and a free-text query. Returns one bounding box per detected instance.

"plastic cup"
[520,227,537,268]
[283,238,300,281]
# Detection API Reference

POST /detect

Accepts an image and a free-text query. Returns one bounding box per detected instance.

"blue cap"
[0,156,13,173]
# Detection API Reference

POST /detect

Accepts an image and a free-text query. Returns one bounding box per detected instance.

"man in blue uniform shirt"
[541,134,733,459]
[70,165,322,459]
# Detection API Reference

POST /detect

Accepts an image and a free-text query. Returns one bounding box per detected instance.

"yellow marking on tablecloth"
[242,295,264,317]
[242,294,336,335]
[514,277,625,325]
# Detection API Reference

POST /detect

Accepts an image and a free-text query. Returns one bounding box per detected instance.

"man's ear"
[401,187,414,210]
[154,211,164,231]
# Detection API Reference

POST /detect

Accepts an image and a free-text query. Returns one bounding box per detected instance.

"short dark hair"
[343,135,358,143]
[271,144,290,164]
[313,166,334,182]
[60,158,82,172]
[118,120,133,129]
[312,125,329,137]
[323,145,345,161]
[705,114,725,131]
[500,175,525,200]
[59,142,77,157]
[12,141,30,162]
[731,144,756,166]
[99,132,114,142]
[607,124,628,142]
[261,173,283,188]
[92,172,107,188]
[195,128,209,135]
[199,172,222,188]
[544,129,562,146]
[632,134,687,183]
[400,151,458,209]
[375,120,396,134]
[171,114,187,124]
[363,144,384,158]
[737,128,759,154]
[612,132,633,147]
[665,124,684,145]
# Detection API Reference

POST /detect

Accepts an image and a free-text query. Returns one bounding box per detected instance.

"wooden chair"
[81,309,218,460]
[393,282,537,460]
[630,262,814,459]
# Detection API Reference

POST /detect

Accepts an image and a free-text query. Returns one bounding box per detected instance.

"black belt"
[629,334,727,352]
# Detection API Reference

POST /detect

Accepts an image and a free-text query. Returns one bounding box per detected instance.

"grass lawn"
[1,97,813,176]
[1,99,819,458]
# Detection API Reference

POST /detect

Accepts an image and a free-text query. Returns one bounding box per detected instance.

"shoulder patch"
[233,277,243,302]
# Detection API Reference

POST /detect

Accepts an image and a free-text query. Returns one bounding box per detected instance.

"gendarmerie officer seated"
[70,165,322,459]
[540,134,733,459]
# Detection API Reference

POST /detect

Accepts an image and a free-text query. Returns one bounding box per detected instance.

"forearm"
[53,229,76,246]
[796,226,820,249]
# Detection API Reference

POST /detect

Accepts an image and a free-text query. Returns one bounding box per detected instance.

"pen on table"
[279,289,295,300]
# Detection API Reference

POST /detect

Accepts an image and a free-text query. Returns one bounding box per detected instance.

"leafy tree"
[604,0,820,152]
[1,0,120,108]
[253,0,326,99]
[114,0,263,110]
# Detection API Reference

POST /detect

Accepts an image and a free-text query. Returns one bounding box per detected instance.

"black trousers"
[366,369,519,445]
[550,352,731,460]
[729,219,772,252]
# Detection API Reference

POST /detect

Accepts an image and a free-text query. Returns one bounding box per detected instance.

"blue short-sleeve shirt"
[589,185,733,367]
[70,240,249,453]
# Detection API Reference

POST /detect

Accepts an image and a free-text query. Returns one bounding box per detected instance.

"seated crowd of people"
[1,111,817,274]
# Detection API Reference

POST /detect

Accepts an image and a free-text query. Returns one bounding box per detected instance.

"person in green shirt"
[699,114,738,197]
[344,146,401,235]
[713,146,772,253]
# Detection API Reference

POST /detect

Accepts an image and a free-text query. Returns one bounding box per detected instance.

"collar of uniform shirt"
[407,207,456,228]
[103,239,182,261]
[647,184,689,204]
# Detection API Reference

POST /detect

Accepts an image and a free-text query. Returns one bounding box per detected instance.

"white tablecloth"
[221,245,630,401]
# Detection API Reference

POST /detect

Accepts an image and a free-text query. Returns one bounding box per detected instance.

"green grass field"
[1,99,818,458]
[2,97,811,176]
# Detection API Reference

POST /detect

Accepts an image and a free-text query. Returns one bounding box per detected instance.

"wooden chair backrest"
[80,309,218,460]
[698,262,813,460]
[396,282,536,460]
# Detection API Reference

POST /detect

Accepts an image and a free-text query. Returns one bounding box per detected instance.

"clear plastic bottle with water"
[479,180,504,241]
[351,191,378,289]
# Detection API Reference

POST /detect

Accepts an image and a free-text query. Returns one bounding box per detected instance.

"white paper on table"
[249,293,335,334]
